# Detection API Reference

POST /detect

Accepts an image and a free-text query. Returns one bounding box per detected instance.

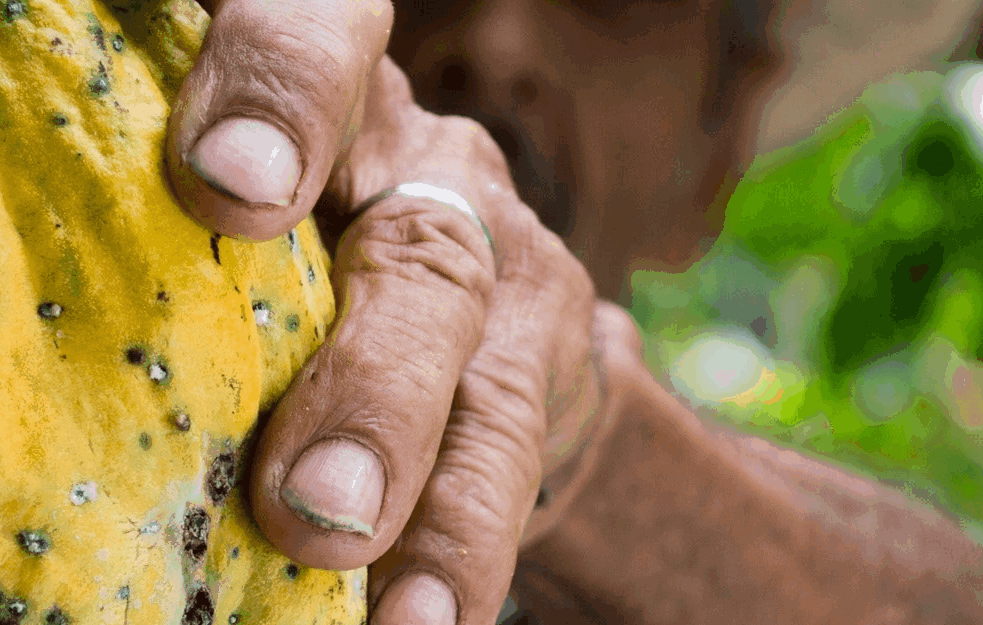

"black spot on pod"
[181,586,214,625]
[112,33,124,52]
[0,590,27,625]
[206,453,236,505]
[285,314,300,332]
[43,606,70,625]
[88,63,110,97]
[182,506,210,563]
[157,290,170,303]
[37,302,63,319]
[3,1,26,23]
[284,564,300,580]
[228,614,240,625]
[229,546,239,559]
[16,530,51,556]
[138,432,152,450]
[51,113,68,127]
[209,234,221,265]
[125,347,146,365]
[87,21,105,51]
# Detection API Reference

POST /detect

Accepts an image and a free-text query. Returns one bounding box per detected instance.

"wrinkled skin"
[167,1,983,623]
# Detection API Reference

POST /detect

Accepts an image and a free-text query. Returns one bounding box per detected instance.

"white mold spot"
[252,301,271,327]
[38,302,63,319]
[148,363,168,382]
[140,520,161,535]
[69,481,98,505]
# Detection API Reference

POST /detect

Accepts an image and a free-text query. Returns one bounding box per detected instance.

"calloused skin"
[166,1,983,624]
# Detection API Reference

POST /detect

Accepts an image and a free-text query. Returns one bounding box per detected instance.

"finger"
[518,300,643,548]
[249,169,498,570]
[166,0,393,240]
[368,234,597,625]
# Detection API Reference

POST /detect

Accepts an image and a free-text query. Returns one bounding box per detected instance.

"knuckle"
[455,349,550,468]
[440,115,512,178]
[344,199,496,306]
[595,301,643,358]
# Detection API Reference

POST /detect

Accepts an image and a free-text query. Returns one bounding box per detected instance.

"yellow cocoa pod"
[0,1,366,623]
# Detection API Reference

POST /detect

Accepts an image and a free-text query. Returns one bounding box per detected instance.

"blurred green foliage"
[629,64,983,537]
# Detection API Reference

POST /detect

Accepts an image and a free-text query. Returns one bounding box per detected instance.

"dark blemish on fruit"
[52,113,68,127]
[233,285,241,294]
[230,546,239,559]
[173,412,191,432]
[116,586,130,600]
[228,614,240,624]
[0,591,27,625]
[42,606,69,625]
[157,290,170,302]
[314,326,320,339]
[286,229,298,252]
[125,346,146,365]
[210,234,221,265]
[87,17,105,51]
[535,487,551,508]
[37,302,62,319]
[112,33,124,52]
[285,314,300,332]
[182,506,210,563]
[285,564,300,580]
[148,359,170,385]
[206,452,236,505]
[307,264,316,284]
[54,223,62,229]
[139,432,152,450]
[181,586,214,625]
[88,63,110,97]
[16,529,51,555]
[252,301,271,327]
[3,1,26,23]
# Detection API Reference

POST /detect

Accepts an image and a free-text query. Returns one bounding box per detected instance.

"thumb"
[166,0,392,240]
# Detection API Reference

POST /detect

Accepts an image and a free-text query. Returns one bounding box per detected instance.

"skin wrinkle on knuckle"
[443,412,543,499]
[348,207,494,304]
[429,450,531,541]
[453,373,548,461]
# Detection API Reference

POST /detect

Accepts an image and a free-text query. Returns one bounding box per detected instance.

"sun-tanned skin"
[169,1,983,623]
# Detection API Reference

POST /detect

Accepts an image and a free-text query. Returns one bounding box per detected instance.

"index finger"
[166,0,393,240]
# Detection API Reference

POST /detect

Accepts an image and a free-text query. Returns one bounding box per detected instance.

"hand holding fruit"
[166,2,634,624]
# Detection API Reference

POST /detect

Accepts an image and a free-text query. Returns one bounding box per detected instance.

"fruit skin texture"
[0,1,366,623]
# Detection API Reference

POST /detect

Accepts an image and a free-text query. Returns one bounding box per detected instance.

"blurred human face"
[389,0,778,298]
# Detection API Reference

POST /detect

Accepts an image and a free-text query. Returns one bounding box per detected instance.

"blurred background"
[388,0,983,538]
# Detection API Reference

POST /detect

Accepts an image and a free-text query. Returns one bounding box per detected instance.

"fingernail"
[187,116,301,206]
[373,573,457,625]
[281,439,384,537]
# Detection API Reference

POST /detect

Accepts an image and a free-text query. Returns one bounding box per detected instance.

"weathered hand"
[165,3,625,624]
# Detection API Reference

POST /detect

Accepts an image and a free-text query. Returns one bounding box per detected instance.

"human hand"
[164,3,626,624]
